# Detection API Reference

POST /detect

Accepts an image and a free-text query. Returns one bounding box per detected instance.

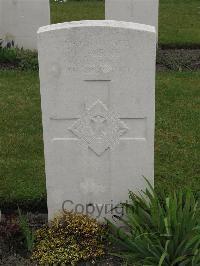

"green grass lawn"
[159,0,200,47]
[51,0,104,23]
[155,72,200,193]
[0,71,45,209]
[0,70,199,209]
[50,0,200,47]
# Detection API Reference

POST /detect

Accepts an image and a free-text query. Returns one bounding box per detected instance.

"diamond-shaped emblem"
[69,100,128,156]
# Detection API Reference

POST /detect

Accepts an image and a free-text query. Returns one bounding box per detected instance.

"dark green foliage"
[0,47,38,71]
[18,208,35,252]
[15,49,38,71]
[108,182,200,265]
[0,47,17,63]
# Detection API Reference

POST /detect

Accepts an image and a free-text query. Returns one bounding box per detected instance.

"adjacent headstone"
[0,0,50,50]
[38,20,156,220]
[105,0,159,38]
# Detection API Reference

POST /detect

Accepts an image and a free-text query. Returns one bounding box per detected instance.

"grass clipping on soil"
[31,211,107,265]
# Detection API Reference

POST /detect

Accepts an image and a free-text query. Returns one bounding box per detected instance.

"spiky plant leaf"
[108,180,200,265]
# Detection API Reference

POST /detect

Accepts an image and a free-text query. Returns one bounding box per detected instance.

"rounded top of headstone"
[37,20,156,35]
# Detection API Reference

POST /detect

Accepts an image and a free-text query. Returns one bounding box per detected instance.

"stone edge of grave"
[37,20,156,35]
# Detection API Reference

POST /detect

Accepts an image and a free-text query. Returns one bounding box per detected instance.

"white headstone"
[38,20,156,220]
[0,0,50,50]
[105,0,159,39]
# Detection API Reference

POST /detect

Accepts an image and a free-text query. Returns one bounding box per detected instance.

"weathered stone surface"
[0,0,50,50]
[105,0,159,38]
[38,20,156,220]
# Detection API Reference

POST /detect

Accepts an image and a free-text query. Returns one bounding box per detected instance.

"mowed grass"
[159,0,200,47]
[0,71,45,208]
[0,70,199,208]
[155,72,200,193]
[50,0,104,23]
[50,0,200,47]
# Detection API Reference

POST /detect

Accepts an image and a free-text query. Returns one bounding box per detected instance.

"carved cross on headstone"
[50,64,146,156]
[51,98,146,156]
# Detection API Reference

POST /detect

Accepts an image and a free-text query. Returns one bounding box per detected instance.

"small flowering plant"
[31,211,107,265]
